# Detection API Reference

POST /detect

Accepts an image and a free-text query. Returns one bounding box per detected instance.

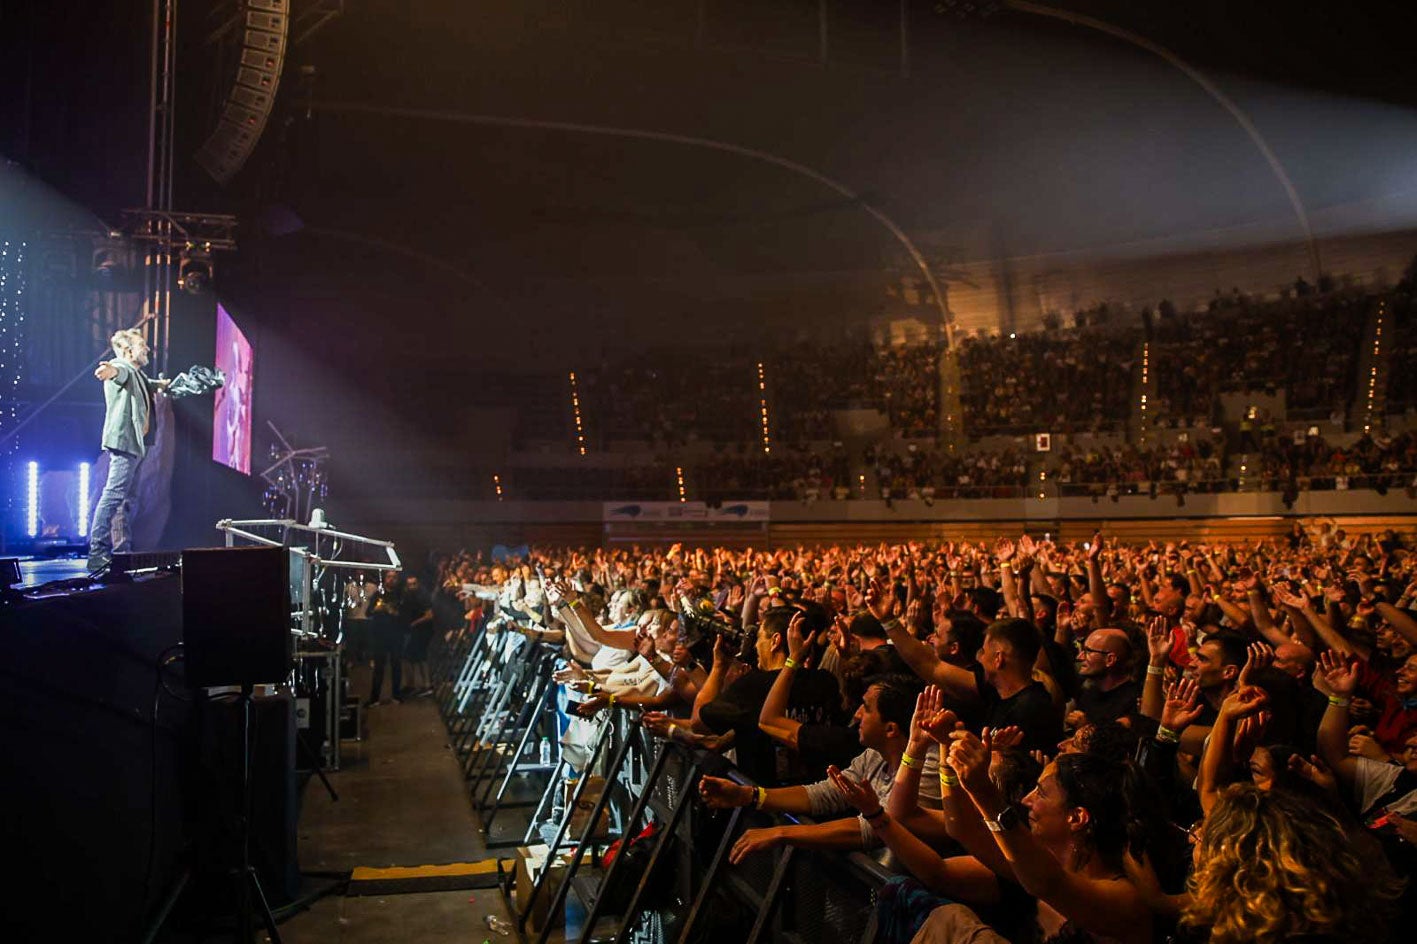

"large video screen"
[213,303,253,474]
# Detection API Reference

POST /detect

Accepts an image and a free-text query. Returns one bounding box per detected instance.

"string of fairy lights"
[757,361,772,454]
[0,240,26,461]
[569,370,587,456]
[1363,300,1386,435]
[1138,341,1150,445]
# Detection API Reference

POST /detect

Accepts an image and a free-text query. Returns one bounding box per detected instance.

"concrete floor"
[276,669,524,944]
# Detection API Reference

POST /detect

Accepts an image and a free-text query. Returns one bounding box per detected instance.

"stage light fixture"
[178,245,213,294]
[26,461,38,538]
[78,462,91,537]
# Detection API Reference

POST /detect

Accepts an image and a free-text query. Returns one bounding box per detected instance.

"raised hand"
[866,575,898,623]
[545,578,571,607]
[1237,642,1274,687]
[1161,676,1205,731]
[946,728,994,796]
[1018,534,1038,560]
[905,598,926,636]
[908,686,945,750]
[712,633,732,668]
[990,726,1025,753]
[1317,650,1359,696]
[1217,684,1270,722]
[554,664,587,683]
[1087,532,1103,561]
[919,705,962,746]
[995,538,1016,564]
[786,611,809,662]
[827,765,882,815]
[1287,753,1338,794]
[1145,615,1173,666]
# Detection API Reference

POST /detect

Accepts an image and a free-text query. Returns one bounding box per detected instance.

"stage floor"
[13,555,89,587]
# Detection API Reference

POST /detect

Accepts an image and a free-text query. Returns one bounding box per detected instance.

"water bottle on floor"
[539,735,551,766]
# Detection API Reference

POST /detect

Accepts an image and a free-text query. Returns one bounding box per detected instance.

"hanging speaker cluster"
[196,0,290,185]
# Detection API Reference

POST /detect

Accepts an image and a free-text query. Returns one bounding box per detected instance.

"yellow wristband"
[608,693,617,707]
[783,658,798,670]
[901,752,923,770]
[754,786,767,810]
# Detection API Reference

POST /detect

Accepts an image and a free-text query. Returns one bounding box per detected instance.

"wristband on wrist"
[1146,665,1165,677]
[783,657,798,670]
[753,786,767,810]
[1327,695,1351,708]
[862,806,887,822]
[882,618,902,631]
[1156,725,1179,744]
[607,693,617,707]
[901,752,923,770]
[940,766,961,787]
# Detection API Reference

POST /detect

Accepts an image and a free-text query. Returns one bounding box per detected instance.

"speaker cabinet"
[182,545,290,688]
[196,0,290,184]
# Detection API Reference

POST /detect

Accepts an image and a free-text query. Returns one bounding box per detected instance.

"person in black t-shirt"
[400,574,436,696]
[367,571,407,705]
[871,578,1062,753]
[698,607,844,785]
[1070,628,1141,728]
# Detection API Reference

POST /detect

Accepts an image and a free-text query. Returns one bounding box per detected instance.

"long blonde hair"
[1183,784,1401,943]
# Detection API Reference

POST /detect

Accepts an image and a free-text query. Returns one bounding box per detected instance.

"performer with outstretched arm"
[87,327,168,575]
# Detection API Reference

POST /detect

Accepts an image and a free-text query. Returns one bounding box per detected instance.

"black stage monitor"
[182,545,290,688]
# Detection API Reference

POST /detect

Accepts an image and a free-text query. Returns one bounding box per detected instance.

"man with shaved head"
[1069,627,1141,727]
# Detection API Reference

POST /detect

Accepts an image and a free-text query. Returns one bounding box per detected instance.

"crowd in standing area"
[421,522,1416,944]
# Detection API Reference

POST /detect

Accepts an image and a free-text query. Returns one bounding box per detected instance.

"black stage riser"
[0,572,299,942]
[0,574,188,943]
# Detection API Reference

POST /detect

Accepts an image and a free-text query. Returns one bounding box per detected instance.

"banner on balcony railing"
[601,501,770,522]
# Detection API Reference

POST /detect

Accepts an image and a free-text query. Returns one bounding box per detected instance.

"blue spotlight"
[26,461,38,538]
[78,462,91,537]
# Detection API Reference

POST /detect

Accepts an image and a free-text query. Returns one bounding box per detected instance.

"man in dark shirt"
[874,585,1061,753]
[699,608,843,784]
[1070,628,1141,728]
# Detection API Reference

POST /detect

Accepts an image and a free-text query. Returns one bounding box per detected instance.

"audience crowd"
[452,526,1417,944]
[493,284,1417,502]
[958,331,1134,436]
[1251,431,1417,494]
[1048,436,1227,498]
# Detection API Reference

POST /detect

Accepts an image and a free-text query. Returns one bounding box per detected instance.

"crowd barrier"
[428,611,894,944]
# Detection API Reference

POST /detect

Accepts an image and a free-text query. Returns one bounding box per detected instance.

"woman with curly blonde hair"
[1183,783,1401,944]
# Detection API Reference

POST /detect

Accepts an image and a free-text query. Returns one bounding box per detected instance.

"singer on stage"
[87,327,167,575]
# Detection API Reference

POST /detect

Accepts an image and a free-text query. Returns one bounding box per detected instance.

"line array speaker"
[196,0,290,185]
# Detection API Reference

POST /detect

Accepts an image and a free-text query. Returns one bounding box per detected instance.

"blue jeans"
[88,448,142,571]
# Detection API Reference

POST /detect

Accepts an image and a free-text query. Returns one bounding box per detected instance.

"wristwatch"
[985,806,1023,833]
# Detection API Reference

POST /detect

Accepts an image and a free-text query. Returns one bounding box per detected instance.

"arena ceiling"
[4,0,1417,368]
